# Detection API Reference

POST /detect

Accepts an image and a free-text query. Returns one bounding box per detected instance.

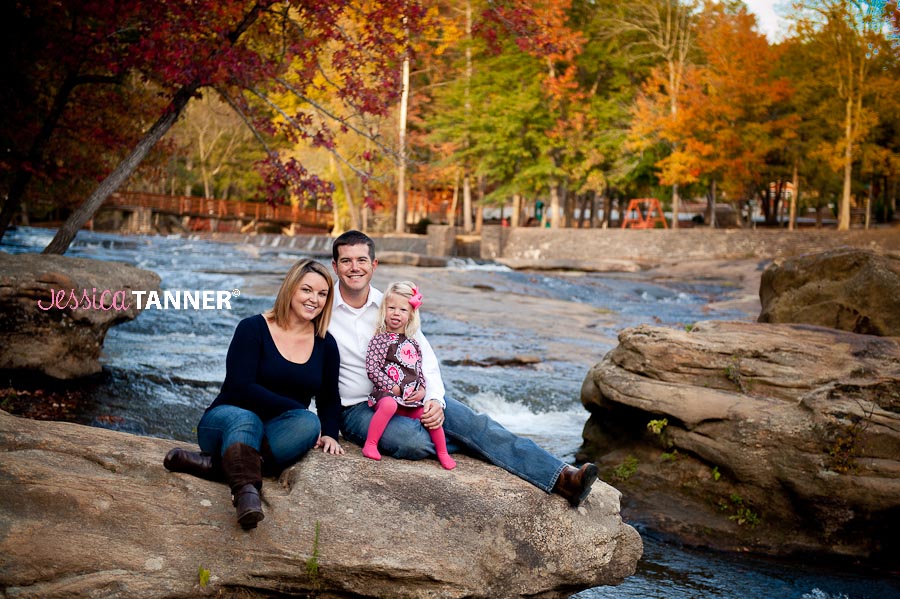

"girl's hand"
[408,385,426,403]
[316,435,344,455]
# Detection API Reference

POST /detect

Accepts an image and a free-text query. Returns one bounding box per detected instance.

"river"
[2,226,898,599]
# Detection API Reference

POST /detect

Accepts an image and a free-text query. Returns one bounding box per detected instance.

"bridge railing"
[108,191,331,228]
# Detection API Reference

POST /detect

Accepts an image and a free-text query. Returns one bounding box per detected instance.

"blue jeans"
[198,405,320,470]
[341,397,567,492]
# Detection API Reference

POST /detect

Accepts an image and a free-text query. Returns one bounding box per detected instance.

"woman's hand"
[420,400,445,430]
[316,435,344,455]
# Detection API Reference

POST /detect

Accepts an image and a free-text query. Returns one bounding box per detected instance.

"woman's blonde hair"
[266,259,334,338]
[375,281,421,337]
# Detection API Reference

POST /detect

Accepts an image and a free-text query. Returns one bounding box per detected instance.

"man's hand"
[421,399,445,430]
[315,435,345,455]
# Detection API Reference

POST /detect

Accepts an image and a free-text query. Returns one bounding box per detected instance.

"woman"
[164,259,343,529]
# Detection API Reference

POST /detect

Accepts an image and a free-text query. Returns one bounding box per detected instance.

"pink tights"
[363,397,456,470]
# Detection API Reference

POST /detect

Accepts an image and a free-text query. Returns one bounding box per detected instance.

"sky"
[744,0,785,41]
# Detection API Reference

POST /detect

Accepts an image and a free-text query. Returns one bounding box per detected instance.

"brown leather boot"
[163,448,219,481]
[553,463,599,507]
[222,443,264,529]
[232,484,264,529]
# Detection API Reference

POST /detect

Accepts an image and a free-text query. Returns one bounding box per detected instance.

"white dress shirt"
[330,284,446,408]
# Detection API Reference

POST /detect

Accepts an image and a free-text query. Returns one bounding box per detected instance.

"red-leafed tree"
[0,0,424,253]
[0,1,170,243]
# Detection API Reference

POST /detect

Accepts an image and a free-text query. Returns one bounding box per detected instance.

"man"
[328,230,598,507]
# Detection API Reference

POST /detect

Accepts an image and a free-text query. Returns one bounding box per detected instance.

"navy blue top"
[206,314,341,439]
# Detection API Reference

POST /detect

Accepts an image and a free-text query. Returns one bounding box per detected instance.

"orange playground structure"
[621,198,668,229]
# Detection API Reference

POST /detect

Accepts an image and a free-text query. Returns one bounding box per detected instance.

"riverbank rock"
[758,248,900,336]
[0,253,160,379]
[576,320,900,565]
[496,258,646,273]
[0,410,642,599]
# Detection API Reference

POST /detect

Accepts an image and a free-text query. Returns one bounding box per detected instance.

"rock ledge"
[0,410,642,599]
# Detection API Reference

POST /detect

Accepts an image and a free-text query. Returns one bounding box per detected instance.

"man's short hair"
[332,230,376,262]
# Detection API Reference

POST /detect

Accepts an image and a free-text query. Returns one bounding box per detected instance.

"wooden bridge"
[102,191,333,234]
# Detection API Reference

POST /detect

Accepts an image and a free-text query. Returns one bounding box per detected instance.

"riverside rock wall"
[188,226,900,270]
[477,226,900,269]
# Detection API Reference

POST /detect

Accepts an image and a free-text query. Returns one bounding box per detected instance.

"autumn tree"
[616,0,698,228]
[8,0,423,254]
[683,3,796,224]
[167,94,256,200]
[790,0,894,229]
[0,1,171,242]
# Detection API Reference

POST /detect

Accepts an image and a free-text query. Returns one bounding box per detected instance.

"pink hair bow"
[409,286,423,310]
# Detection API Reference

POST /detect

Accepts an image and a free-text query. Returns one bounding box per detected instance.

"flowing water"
[3,226,898,599]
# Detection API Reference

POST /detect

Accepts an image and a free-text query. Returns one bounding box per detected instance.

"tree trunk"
[789,163,799,231]
[449,170,459,226]
[885,175,900,220]
[395,52,410,233]
[577,194,586,228]
[671,183,680,230]
[0,70,81,243]
[461,0,473,234]
[865,176,873,230]
[549,183,560,229]
[838,95,853,230]
[202,164,212,199]
[475,175,484,234]
[511,193,521,228]
[43,84,200,254]
[603,192,611,228]
[463,173,473,233]
[330,153,359,234]
[562,183,573,228]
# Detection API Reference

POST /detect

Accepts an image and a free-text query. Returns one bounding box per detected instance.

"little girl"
[363,281,456,470]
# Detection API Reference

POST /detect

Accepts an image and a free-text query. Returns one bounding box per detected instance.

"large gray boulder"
[0,253,160,379]
[758,248,900,336]
[0,410,642,599]
[577,320,900,565]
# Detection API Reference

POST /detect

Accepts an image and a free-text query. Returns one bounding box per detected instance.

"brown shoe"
[232,483,264,529]
[163,448,218,480]
[222,443,265,529]
[553,463,599,507]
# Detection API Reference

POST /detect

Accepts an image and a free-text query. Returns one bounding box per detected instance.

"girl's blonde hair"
[375,281,421,337]
[266,259,334,338]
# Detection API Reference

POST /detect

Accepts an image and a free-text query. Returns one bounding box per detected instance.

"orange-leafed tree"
[688,3,797,223]
[633,3,796,226]
[615,0,699,228]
